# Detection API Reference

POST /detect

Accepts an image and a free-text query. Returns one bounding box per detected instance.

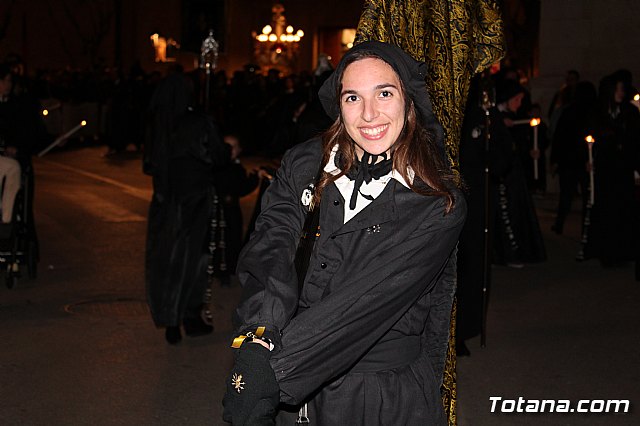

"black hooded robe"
[492,109,546,264]
[584,103,640,265]
[145,107,229,327]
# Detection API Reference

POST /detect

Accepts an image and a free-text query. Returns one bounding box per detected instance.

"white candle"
[38,120,87,157]
[585,135,595,205]
[530,118,540,180]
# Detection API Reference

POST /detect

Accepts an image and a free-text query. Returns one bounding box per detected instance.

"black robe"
[549,100,595,232]
[145,110,229,327]
[492,110,546,264]
[233,139,466,425]
[584,103,640,264]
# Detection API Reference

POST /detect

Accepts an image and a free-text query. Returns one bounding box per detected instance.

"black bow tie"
[337,151,393,210]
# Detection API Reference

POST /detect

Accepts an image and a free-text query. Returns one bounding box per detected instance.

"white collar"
[323,144,413,189]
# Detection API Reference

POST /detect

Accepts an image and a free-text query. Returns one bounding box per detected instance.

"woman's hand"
[249,339,270,350]
[256,168,273,180]
[222,343,279,425]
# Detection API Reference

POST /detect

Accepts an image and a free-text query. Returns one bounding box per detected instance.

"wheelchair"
[0,162,38,289]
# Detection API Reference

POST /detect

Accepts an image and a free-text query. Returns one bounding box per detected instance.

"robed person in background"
[550,81,598,235]
[583,74,640,267]
[493,80,546,266]
[144,70,230,344]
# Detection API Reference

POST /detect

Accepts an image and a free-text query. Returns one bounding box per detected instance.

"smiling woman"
[340,57,405,157]
[222,41,466,426]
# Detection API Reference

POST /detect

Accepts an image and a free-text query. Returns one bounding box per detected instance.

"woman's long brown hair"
[312,54,456,213]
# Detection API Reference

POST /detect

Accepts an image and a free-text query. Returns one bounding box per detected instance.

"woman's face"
[340,57,405,158]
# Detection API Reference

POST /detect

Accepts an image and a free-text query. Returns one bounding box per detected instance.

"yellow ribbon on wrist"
[231,326,266,349]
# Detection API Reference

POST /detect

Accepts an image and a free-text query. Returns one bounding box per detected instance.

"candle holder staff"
[456,74,514,354]
[199,29,219,113]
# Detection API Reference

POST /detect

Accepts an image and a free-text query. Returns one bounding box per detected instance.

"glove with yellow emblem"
[222,341,280,425]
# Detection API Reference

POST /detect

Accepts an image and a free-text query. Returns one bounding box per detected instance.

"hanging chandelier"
[252,3,304,74]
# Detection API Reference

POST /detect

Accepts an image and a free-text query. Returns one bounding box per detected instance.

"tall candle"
[585,135,595,205]
[530,118,541,180]
[38,120,87,157]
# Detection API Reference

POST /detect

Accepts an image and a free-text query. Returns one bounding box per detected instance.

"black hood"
[318,41,444,157]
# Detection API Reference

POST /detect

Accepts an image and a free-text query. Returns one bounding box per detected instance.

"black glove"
[223,342,280,425]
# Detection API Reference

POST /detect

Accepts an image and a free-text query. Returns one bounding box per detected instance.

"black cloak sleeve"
[233,145,314,346]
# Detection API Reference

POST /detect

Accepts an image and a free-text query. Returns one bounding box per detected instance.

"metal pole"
[199,29,219,321]
[204,65,212,113]
[480,87,493,349]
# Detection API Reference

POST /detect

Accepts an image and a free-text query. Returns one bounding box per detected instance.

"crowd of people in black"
[14,58,333,158]
[455,67,640,355]
[549,69,640,272]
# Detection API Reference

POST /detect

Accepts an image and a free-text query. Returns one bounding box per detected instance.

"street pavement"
[0,145,638,426]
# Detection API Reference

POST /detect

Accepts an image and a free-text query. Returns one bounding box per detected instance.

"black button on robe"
[235,139,466,425]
